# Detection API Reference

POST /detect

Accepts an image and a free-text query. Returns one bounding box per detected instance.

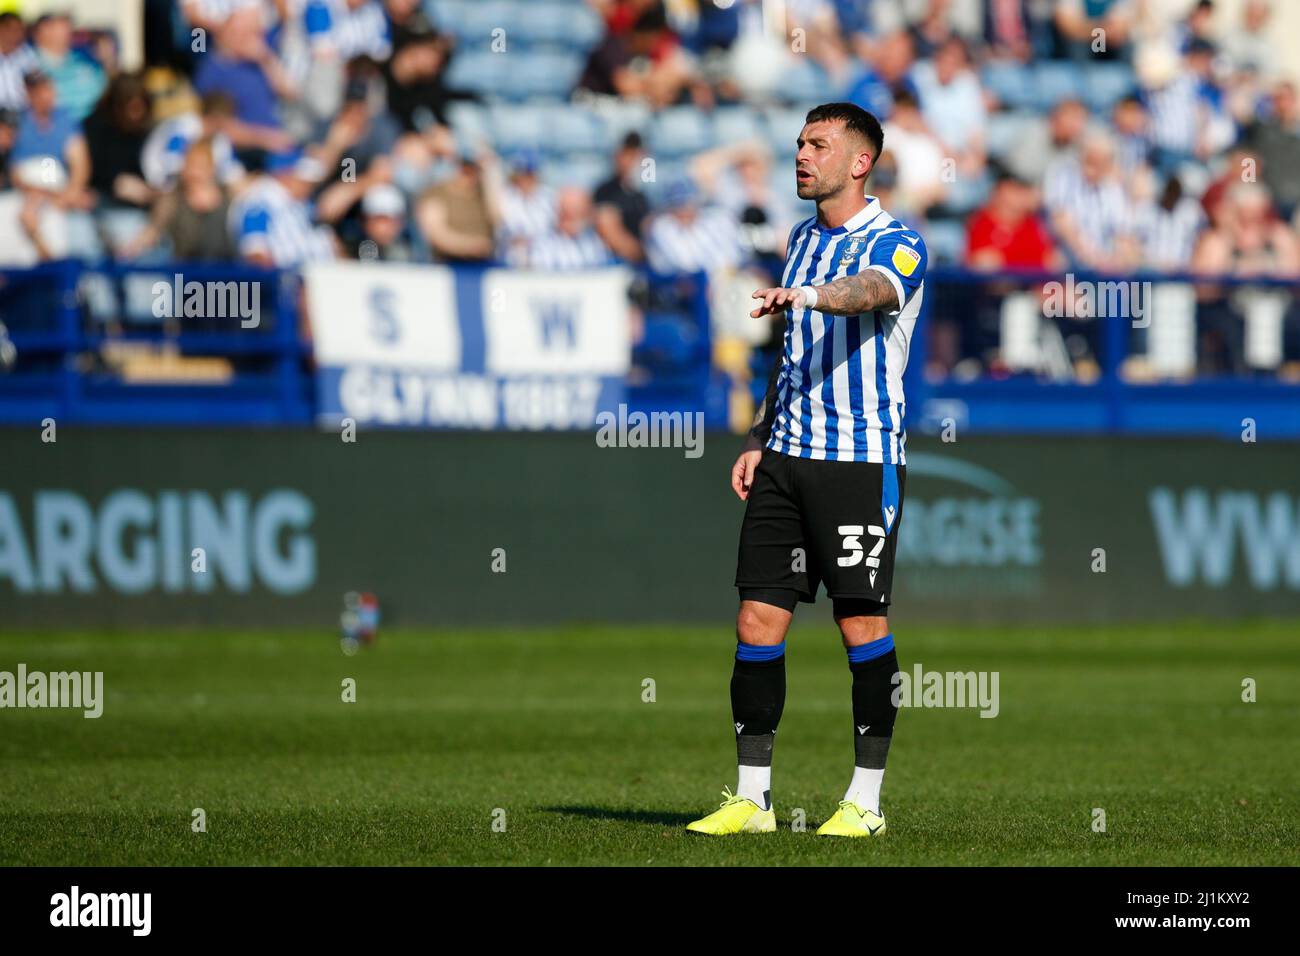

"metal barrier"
[0,260,1296,436]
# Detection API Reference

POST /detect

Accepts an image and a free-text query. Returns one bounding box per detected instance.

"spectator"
[1044,129,1138,270]
[1054,0,1132,60]
[83,73,156,254]
[1142,38,1233,175]
[1132,175,1204,272]
[122,138,237,261]
[983,0,1042,63]
[9,69,92,212]
[1111,95,1150,179]
[528,187,611,271]
[1191,182,1299,373]
[881,88,948,217]
[30,12,104,122]
[193,5,297,142]
[593,131,650,263]
[644,178,739,274]
[0,13,35,111]
[304,0,391,62]
[312,73,401,179]
[1192,181,1299,277]
[1001,97,1089,186]
[228,149,336,267]
[578,3,695,109]
[354,182,413,261]
[910,36,985,177]
[689,138,794,273]
[382,7,455,131]
[844,30,916,121]
[1244,81,1300,219]
[965,169,1060,271]
[415,145,499,263]
[1221,0,1275,76]
[0,153,69,264]
[140,92,246,191]
[497,150,556,266]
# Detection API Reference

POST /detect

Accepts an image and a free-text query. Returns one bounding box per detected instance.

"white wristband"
[798,285,819,310]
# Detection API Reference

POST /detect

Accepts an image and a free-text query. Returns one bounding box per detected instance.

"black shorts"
[735,449,905,608]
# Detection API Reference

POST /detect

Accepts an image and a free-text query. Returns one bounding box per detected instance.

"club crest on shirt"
[839,236,868,267]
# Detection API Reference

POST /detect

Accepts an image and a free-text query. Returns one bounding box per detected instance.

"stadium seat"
[1081,61,1137,112]
[592,98,654,144]
[489,102,550,152]
[543,153,609,189]
[446,101,491,145]
[712,106,763,146]
[774,59,835,106]
[650,106,715,158]
[1032,61,1085,111]
[497,51,584,101]
[981,61,1036,110]
[922,219,967,265]
[986,110,1040,162]
[765,107,809,160]
[446,51,507,97]
[539,105,610,156]
[513,2,603,50]
[453,0,517,49]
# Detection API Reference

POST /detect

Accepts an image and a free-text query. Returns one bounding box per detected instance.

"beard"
[796,169,848,202]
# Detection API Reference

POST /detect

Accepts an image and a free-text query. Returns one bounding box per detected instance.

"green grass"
[1,620,1297,866]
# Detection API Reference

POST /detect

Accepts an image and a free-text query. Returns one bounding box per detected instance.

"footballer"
[687,102,927,838]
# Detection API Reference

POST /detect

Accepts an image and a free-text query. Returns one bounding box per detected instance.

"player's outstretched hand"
[750,286,807,318]
[731,436,763,501]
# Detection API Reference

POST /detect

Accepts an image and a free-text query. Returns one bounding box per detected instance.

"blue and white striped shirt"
[229,175,336,268]
[768,196,927,464]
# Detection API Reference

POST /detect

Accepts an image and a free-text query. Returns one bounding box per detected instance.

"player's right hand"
[731,439,763,501]
[750,286,807,318]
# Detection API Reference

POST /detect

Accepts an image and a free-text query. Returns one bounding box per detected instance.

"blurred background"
[0,0,1297,629]
[0,0,1298,428]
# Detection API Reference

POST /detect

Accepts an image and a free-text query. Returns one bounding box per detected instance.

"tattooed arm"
[749,268,900,317]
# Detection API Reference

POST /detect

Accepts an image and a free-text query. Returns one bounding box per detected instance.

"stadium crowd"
[0,0,1296,376]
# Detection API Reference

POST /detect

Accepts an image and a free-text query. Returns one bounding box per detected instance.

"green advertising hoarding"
[1,429,1297,629]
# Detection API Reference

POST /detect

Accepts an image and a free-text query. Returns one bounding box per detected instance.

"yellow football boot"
[815,800,886,837]
[685,788,776,835]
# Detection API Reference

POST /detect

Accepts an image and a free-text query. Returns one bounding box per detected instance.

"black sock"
[731,646,785,809]
[850,648,899,769]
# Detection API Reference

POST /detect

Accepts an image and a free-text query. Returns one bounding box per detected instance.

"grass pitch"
[1,620,1297,866]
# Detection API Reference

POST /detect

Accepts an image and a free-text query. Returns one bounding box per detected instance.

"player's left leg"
[799,459,906,837]
[815,602,897,837]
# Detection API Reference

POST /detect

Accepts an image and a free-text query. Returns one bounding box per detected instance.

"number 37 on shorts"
[734,451,906,606]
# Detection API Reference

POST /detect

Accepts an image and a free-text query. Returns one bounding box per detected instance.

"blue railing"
[906,267,1300,439]
[0,260,310,425]
[0,260,1296,436]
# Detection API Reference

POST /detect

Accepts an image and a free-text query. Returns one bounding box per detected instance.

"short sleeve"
[865,229,927,313]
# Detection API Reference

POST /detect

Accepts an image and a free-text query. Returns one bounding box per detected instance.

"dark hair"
[805,102,884,161]
[891,87,919,111]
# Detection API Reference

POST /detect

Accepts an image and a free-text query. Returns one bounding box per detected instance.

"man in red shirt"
[965,169,1063,272]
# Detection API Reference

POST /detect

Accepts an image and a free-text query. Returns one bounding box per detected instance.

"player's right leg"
[688,450,809,835]
[686,596,793,835]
